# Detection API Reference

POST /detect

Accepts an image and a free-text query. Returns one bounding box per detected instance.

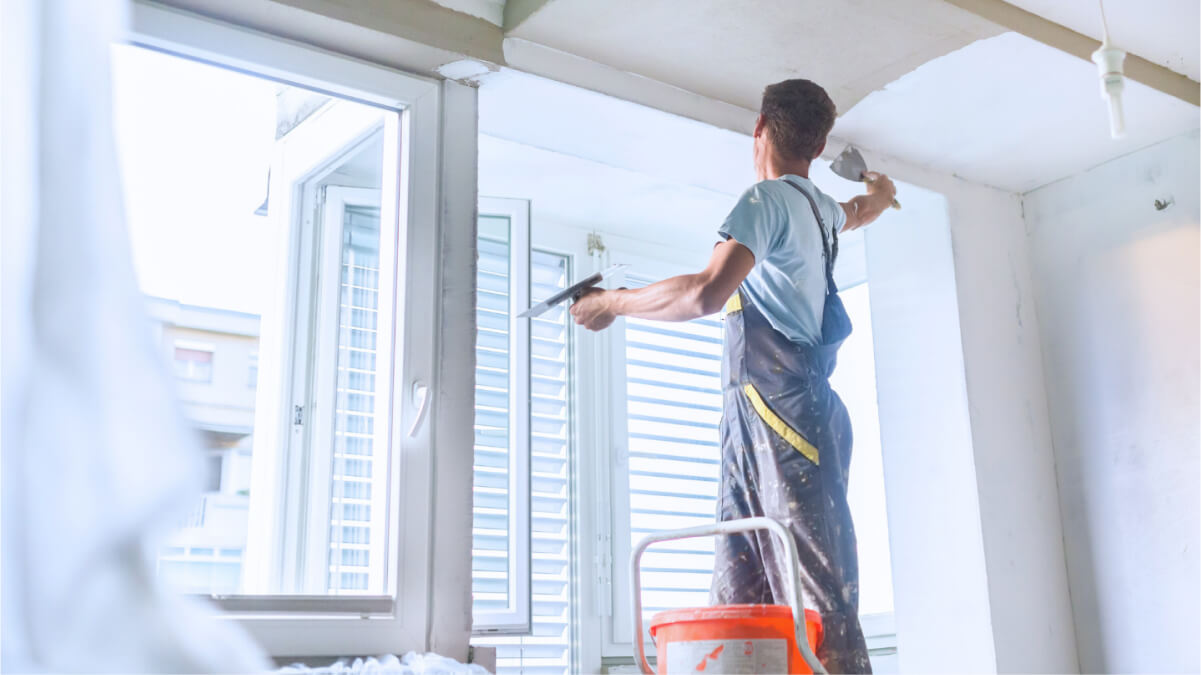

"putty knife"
[517,263,629,319]
[830,145,900,210]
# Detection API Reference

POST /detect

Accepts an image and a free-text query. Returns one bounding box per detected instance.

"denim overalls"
[709,180,871,673]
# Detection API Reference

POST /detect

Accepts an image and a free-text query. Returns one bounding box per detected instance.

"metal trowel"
[830,145,900,210]
[517,263,628,319]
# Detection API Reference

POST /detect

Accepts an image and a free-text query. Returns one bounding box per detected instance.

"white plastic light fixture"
[1091,0,1127,139]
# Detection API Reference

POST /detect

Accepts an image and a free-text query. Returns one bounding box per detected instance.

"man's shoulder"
[738,179,787,205]
[768,177,844,226]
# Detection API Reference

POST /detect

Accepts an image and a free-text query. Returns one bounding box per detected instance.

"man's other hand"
[570,288,618,331]
[863,171,896,202]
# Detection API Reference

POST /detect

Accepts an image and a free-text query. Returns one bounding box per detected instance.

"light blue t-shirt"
[717,175,846,347]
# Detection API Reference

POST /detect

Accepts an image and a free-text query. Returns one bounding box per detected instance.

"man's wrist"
[607,288,626,316]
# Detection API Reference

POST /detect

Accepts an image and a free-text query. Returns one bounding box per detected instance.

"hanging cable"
[1092,0,1127,139]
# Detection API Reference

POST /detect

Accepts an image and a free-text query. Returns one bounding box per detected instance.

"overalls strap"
[781,178,838,297]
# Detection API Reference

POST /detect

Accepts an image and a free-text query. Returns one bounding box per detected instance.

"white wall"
[862,150,1079,673]
[944,181,1079,674]
[1024,131,1201,673]
[862,180,998,673]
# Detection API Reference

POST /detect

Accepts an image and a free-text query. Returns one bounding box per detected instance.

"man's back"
[718,174,846,346]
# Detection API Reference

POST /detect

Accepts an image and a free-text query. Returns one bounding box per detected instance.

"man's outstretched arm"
[570,238,755,331]
[840,171,896,232]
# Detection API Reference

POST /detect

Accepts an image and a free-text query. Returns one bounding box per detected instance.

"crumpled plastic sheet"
[278,652,490,675]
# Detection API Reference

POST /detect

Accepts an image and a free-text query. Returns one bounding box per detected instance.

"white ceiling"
[505,0,1003,114]
[460,0,1198,193]
[835,31,1200,193]
[1005,0,1199,80]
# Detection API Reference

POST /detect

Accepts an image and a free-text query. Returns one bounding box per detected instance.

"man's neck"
[758,152,811,181]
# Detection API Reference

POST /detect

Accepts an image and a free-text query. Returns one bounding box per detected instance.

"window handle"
[408,380,430,437]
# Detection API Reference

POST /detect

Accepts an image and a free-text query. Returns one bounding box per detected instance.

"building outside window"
[248,352,258,389]
[173,342,214,382]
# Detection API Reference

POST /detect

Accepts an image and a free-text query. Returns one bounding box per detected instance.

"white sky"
[111,45,279,315]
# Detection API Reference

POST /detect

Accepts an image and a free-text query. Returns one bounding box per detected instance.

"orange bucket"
[648,604,822,674]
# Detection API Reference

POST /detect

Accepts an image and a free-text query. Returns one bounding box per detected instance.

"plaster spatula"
[518,263,629,319]
[830,145,900,210]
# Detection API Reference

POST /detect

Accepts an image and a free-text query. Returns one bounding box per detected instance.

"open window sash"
[472,196,533,635]
[129,2,451,657]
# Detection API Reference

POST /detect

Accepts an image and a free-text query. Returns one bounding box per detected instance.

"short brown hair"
[760,79,836,161]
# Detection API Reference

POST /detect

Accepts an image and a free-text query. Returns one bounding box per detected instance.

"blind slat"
[473,244,572,675]
[624,273,723,624]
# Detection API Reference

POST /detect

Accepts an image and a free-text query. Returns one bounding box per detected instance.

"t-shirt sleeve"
[717,184,783,263]
[825,193,848,235]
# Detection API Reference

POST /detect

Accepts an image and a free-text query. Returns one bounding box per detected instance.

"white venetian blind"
[328,204,381,594]
[473,242,574,675]
[473,217,513,612]
[623,273,724,617]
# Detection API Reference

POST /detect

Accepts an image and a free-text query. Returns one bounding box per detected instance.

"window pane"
[114,43,399,596]
[174,346,214,382]
[473,250,574,675]
[327,204,383,595]
[624,274,723,618]
[473,215,512,612]
[205,454,223,493]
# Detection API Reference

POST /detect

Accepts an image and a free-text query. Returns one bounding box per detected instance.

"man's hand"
[863,171,896,203]
[570,288,618,331]
[840,171,896,232]
[567,239,754,330]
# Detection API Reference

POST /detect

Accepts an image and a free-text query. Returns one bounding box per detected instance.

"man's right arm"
[841,171,896,232]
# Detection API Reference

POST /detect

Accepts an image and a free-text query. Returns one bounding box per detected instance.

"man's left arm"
[569,238,755,331]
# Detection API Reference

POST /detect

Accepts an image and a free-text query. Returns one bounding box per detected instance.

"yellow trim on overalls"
[742,383,820,465]
[724,293,743,314]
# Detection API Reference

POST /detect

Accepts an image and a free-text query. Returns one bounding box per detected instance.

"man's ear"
[753,114,766,138]
[814,139,827,160]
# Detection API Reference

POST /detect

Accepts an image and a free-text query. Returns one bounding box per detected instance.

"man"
[570,79,895,673]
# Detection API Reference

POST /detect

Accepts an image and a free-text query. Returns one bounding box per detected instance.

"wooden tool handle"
[864,175,901,210]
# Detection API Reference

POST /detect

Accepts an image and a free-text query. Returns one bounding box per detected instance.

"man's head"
[754,79,836,174]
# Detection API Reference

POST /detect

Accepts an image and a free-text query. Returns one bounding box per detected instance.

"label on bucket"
[665,638,787,673]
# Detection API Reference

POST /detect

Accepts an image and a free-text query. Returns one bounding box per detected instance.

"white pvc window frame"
[128,2,444,657]
[472,196,532,635]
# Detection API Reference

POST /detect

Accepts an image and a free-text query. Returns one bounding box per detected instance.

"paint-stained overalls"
[710,179,871,673]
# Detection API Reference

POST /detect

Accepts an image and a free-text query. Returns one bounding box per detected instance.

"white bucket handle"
[630,516,826,674]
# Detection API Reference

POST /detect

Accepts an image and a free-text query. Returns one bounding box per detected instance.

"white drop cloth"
[278,653,489,675]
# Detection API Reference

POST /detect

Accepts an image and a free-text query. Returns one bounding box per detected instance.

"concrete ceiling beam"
[503,0,556,34]
[149,0,505,73]
[943,0,1200,106]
